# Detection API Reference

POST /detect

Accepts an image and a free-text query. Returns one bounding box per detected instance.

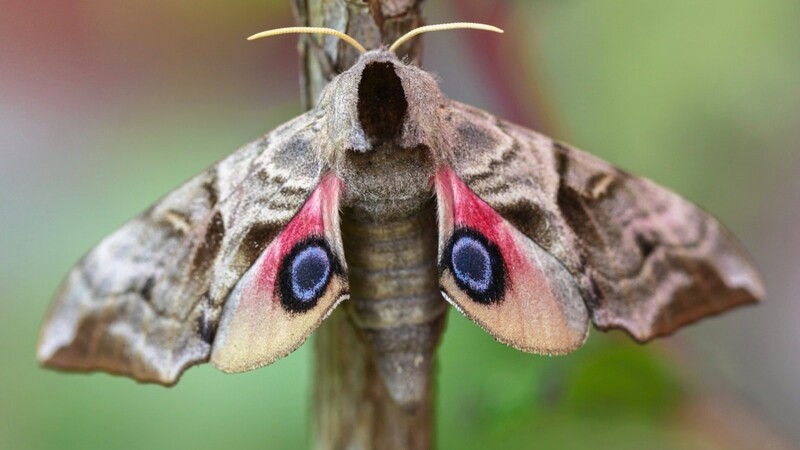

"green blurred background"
[2,0,798,449]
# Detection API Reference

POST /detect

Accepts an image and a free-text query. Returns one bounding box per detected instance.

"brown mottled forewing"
[446,101,764,341]
[37,112,324,385]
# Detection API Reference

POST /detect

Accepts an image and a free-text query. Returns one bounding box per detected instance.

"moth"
[38,23,764,410]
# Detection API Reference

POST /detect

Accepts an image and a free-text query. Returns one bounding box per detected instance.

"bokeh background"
[2,0,798,449]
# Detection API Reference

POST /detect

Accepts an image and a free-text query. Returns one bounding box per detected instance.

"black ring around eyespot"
[440,228,506,305]
[278,237,342,313]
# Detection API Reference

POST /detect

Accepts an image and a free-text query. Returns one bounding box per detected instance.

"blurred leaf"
[560,341,683,418]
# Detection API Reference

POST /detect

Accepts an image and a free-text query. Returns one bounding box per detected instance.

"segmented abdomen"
[341,200,446,410]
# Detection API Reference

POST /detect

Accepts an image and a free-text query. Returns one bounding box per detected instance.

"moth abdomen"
[342,201,446,410]
[357,318,446,413]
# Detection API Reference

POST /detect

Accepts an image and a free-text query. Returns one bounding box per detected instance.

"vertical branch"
[289,1,430,449]
[292,0,424,107]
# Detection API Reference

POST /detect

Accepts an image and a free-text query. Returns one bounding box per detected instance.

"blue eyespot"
[278,238,341,313]
[451,236,491,293]
[291,246,331,302]
[442,228,505,305]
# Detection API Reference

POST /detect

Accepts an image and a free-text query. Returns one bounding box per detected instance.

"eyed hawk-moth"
[37,24,764,410]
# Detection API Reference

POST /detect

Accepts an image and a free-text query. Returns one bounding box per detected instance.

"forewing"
[446,101,764,341]
[435,167,588,354]
[37,112,325,385]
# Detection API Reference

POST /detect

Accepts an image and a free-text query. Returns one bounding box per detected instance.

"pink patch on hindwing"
[240,174,343,312]
[435,166,589,353]
[210,173,348,372]
[435,166,533,293]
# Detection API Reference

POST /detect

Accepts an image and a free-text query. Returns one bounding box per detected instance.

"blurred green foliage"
[2,1,797,449]
[530,0,799,216]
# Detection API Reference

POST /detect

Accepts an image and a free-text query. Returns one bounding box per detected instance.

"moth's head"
[248,24,503,163]
[318,50,447,156]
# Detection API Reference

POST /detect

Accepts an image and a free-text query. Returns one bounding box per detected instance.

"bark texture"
[289,1,432,449]
[292,0,424,108]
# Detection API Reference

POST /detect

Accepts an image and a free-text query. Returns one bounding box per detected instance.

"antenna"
[247,23,504,56]
[247,27,367,54]
[389,22,503,53]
